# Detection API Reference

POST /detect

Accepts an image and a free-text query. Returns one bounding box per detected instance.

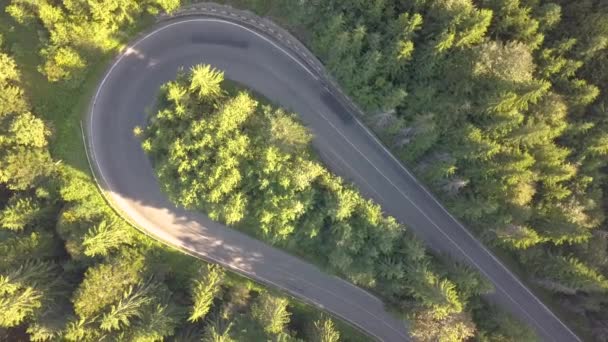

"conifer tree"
[189,265,224,322]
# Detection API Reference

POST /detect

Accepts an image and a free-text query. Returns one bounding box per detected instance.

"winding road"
[85,7,580,342]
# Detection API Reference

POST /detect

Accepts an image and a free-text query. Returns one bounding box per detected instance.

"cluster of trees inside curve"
[141,65,537,341]
[224,0,608,338]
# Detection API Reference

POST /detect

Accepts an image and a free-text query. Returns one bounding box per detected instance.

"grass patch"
[0,8,156,171]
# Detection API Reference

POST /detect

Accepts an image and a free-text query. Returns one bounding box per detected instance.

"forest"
[0,1,367,341]
[220,0,608,339]
[0,0,607,340]
[141,65,536,341]
[0,28,363,342]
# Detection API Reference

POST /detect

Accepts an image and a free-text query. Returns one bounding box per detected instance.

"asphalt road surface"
[86,15,580,342]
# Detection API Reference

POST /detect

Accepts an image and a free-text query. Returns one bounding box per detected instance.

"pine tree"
[0,196,42,231]
[82,219,134,257]
[524,251,608,294]
[72,257,143,319]
[0,261,56,328]
[251,293,291,335]
[189,264,224,322]
[311,316,340,342]
[99,282,155,332]
[189,65,224,100]
[202,315,234,342]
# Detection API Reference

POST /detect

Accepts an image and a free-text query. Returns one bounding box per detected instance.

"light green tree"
[410,309,476,342]
[99,282,154,332]
[311,316,340,342]
[189,264,225,322]
[189,65,224,100]
[251,293,291,335]
[0,261,56,328]
[0,196,42,231]
[82,219,134,257]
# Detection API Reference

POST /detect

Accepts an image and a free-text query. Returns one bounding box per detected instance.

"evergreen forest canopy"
[141,65,536,341]
[220,0,608,338]
[1,0,608,339]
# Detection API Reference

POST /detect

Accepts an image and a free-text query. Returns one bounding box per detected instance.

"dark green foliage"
[218,0,608,337]
[4,0,608,338]
[201,316,234,342]
[470,297,537,342]
[143,66,474,334]
[251,292,291,335]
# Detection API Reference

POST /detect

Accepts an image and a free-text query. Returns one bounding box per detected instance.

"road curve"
[85,16,407,342]
[85,10,579,342]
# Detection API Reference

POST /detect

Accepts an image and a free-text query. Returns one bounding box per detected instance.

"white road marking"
[272,268,408,339]
[337,99,580,340]
[323,145,386,202]
[313,109,556,338]
[81,124,388,341]
[87,12,579,341]
[87,17,400,342]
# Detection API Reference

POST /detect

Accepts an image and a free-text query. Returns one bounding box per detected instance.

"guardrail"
[158,2,368,120]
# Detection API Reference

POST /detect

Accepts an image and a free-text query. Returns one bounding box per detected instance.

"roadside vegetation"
[141,65,536,341]
[2,0,607,340]
[0,2,365,341]
[215,0,608,339]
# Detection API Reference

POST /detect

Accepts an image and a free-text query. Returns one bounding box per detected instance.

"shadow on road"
[191,33,249,49]
[320,89,354,125]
